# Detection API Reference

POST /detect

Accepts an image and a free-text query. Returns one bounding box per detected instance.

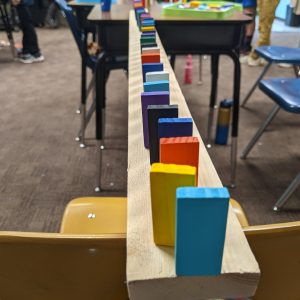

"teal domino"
[175,187,230,276]
[144,80,169,92]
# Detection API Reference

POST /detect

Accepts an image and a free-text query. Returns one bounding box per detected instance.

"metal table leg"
[94,52,106,192]
[170,54,176,70]
[229,51,241,188]
[78,30,88,147]
[206,54,219,148]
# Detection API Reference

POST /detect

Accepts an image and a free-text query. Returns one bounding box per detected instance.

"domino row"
[133,1,230,277]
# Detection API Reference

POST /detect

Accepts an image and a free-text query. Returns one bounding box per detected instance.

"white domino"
[146,71,169,82]
[142,47,160,54]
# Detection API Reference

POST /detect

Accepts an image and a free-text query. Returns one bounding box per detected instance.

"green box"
[162,1,242,19]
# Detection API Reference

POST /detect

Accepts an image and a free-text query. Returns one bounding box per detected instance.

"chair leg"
[273,173,300,211]
[76,73,96,145]
[230,137,238,188]
[240,104,280,160]
[241,62,272,107]
[76,98,96,141]
[95,108,105,192]
[0,5,16,59]
[293,65,300,78]
[79,102,86,148]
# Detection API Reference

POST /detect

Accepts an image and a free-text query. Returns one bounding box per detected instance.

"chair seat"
[256,46,300,64]
[259,78,300,113]
[60,197,127,234]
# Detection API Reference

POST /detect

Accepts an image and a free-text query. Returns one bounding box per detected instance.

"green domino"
[141,36,156,45]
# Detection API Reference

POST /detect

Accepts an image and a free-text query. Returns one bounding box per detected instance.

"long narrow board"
[127,10,259,300]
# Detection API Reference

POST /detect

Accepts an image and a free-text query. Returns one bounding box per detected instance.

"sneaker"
[240,55,249,64]
[32,53,45,63]
[278,63,292,68]
[19,53,45,64]
[247,56,267,67]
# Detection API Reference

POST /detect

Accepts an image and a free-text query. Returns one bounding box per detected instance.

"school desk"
[87,1,251,187]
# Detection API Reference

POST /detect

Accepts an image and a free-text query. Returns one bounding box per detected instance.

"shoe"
[240,55,249,64]
[247,56,267,67]
[19,53,45,64]
[278,63,292,68]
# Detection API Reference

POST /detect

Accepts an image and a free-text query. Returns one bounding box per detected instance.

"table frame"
[88,2,250,187]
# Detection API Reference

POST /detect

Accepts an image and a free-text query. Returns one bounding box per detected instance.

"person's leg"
[16,4,41,56]
[243,7,256,53]
[241,0,256,54]
[250,0,280,60]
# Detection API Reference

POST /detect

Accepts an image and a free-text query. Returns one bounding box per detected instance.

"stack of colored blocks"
[134,1,229,278]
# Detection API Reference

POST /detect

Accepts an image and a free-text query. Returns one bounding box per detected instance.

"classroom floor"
[0,25,299,232]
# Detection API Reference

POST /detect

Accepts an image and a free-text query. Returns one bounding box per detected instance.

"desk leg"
[206,54,219,148]
[170,55,176,70]
[229,51,241,188]
[78,30,88,147]
[95,53,106,192]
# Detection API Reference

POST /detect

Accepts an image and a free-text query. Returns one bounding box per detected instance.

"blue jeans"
[17,4,40,55]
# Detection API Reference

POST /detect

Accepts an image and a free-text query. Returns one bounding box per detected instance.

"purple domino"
[141,91,170,148]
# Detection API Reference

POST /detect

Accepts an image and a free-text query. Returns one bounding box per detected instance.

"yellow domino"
[150,163,196,247]
[141,26,155,32]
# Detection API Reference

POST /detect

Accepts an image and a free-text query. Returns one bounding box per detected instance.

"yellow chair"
[230,199,300,300]
[0,197,128,300]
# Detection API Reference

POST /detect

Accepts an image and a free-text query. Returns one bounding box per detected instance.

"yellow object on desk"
[150,163,196,247]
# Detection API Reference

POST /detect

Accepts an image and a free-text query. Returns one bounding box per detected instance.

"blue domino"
[141,32,156,37]
[175,187,230,276]
[144,80,169,92]
[142,63,164,82]
[158,118,193,140]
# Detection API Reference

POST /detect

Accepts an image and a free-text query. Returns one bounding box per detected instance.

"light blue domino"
[142,20,155,26]
[175,187,230,276]
[144,80,169,92]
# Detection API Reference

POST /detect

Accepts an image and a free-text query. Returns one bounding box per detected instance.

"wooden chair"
[0,197,128,300]
[230,199,300,300]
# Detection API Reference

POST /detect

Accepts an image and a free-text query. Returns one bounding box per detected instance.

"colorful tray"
[162,1,242,19]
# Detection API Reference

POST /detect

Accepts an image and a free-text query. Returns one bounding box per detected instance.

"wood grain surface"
[127,10,260,300]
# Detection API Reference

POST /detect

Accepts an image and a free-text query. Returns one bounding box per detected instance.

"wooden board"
[127,10,260,300]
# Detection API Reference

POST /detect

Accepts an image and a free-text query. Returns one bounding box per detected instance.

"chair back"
[55,0,84,57]
[244,222,300,300]
[0,231,127,300]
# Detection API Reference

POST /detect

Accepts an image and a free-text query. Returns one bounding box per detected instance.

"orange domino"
[160,136,199,184]
[133,2,143,8]
[141,53,160,64]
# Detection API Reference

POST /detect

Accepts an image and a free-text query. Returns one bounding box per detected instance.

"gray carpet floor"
[0,27,299,232]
